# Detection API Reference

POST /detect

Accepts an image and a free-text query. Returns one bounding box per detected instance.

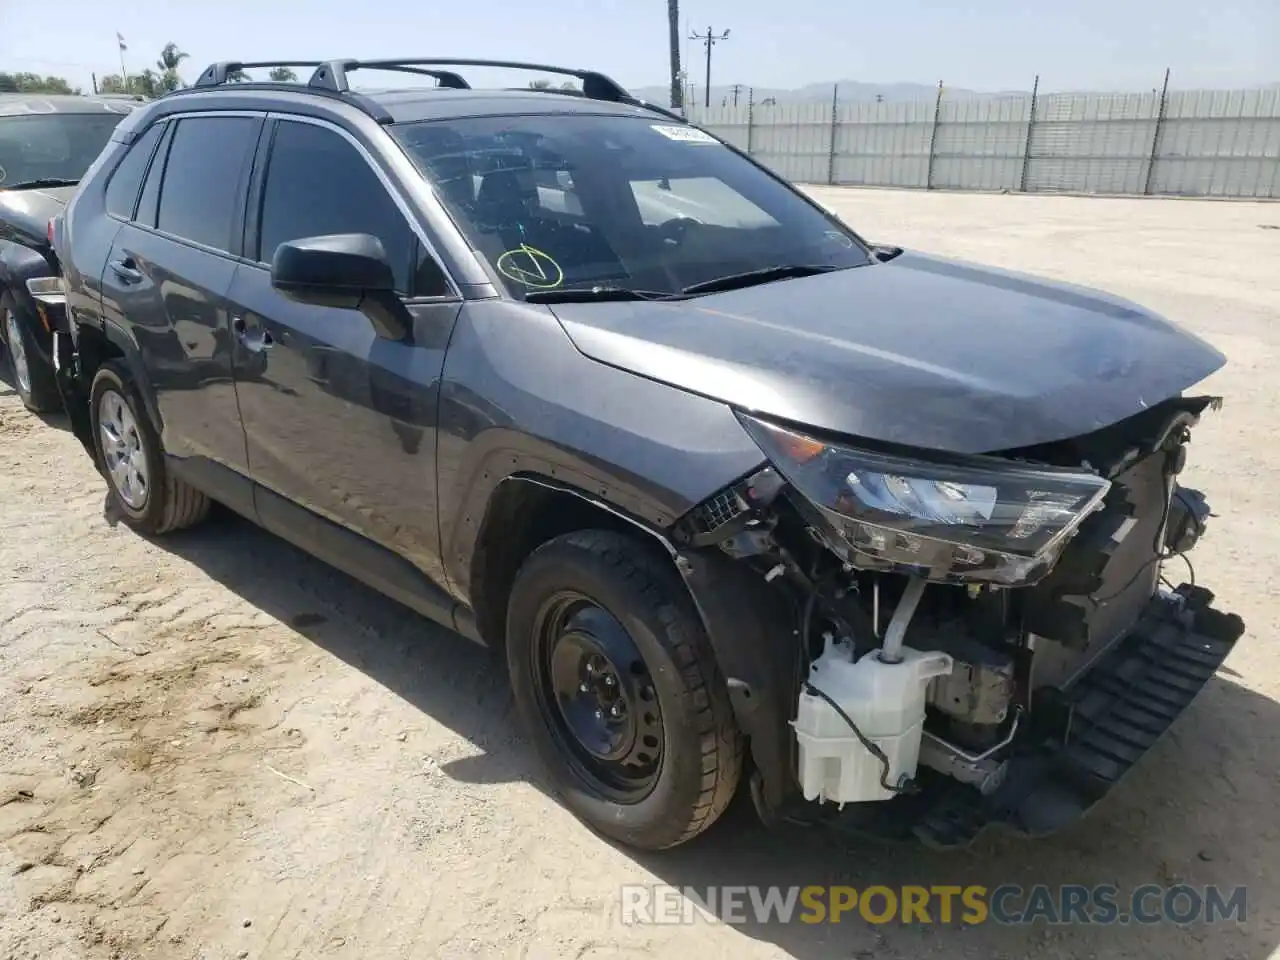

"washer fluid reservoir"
[793,640,953,805]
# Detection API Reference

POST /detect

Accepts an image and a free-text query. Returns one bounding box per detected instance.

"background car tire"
[89,361,210,535]
[1,291,61,413]
[506,529,742,850]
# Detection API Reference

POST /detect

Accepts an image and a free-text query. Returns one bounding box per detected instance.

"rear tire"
[1,292,61,413]
[506,529,742,850]
[89,361,210,535]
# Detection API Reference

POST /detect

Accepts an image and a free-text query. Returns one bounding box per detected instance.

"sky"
[1,0,1275,95]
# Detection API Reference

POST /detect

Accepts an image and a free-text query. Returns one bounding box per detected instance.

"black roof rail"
[167,77,395,123]
[193,61,324,87]
[308,58,631,100]
[187,56,688,125]
[310,60,470,92]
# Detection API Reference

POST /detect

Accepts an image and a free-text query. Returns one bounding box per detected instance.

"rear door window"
[155,116,260,253]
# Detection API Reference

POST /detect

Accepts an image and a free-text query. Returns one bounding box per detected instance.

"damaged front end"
[672,396,1245,847]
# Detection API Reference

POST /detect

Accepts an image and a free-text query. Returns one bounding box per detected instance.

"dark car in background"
[41,58,1243,852]
[0,93,141,411]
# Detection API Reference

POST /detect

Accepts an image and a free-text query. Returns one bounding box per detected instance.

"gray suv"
[42,58,1243,852]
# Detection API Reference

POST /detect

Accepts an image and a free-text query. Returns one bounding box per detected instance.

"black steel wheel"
[532,591,665,802]
[506,529,742,850]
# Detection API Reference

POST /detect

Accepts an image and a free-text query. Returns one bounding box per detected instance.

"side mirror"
[870,244,904,263]
[271,233,410,341]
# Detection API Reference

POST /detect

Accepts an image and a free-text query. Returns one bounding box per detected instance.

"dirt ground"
[1,188,1278,960]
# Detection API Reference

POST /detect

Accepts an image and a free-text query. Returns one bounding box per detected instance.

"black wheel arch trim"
[0,242,57,359]
[474,473,797,819]
[97,319,164,439]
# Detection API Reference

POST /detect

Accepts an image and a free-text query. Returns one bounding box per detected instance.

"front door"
[230,116,461,589]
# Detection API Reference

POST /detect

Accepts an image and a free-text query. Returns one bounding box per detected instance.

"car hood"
[547,250,1227,455]
[0,184,73,250]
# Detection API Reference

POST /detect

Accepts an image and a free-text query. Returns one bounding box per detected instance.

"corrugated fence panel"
[694,104,751,151]
[1150,89,1280,197]
[687,86,1280,198]
[1025,92,1159,194]
[931,95,1031,191]
[750,102,834,183]
[832,100,933,187]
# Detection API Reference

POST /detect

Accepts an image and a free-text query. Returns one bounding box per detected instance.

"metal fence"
[686,82,1280,199]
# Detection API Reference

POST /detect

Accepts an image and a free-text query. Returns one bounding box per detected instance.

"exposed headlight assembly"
[738,414,1111,586]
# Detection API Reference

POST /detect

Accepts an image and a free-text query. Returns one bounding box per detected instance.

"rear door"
[99,113,263,514]
[228,115,461,588]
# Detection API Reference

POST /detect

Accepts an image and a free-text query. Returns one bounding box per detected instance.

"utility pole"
[667,0,682,109]
[729,83,744,107]
[689,25,730,108]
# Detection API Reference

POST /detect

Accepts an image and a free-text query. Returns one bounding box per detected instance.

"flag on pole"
[117,32,127,52]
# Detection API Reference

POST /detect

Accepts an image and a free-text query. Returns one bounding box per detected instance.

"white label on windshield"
[651,125,719,144]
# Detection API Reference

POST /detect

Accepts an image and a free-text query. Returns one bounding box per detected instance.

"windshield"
[391,113,871,299]
[0,113,125,189]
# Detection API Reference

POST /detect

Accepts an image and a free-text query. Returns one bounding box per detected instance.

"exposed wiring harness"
[794,572,915,797]
[1090,456,1201,607]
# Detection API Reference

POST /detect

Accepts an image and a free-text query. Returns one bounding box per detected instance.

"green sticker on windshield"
[497,244,564,290]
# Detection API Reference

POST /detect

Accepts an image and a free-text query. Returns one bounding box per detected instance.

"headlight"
[738,414,1111,586]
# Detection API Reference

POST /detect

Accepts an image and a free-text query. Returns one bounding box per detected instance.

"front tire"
[1,292,61,413]
[89,361,210,535]
[506,529,742,850]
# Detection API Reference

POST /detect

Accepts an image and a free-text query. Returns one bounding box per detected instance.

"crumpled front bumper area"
[907,584,1244,848]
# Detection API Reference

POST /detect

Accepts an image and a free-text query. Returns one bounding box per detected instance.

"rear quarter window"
[105,122,165,220]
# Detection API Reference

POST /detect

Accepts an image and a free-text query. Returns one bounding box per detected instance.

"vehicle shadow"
[149,508,1277,960]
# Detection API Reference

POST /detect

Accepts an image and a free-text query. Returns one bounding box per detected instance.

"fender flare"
[95,319,165,438]
[490,475,797,818]
[0,243,56,354]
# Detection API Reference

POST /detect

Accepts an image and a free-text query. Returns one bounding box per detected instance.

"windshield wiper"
[681,263,841,296]
[1,177,79,190]
[525,286,683,304]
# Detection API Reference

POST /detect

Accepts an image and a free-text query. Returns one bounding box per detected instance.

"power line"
[688,25,730,108]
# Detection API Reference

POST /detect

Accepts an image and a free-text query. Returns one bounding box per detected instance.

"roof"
[147,83,670,126]
[360,87,665,124]
[0,93,144,118]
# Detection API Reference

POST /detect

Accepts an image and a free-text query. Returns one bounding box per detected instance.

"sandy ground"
[1,188,1278,960]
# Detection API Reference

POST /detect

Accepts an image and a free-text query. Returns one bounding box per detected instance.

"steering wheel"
[656,217,702,245]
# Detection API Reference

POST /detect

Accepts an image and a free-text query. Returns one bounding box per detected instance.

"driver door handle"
[232,316,273,353]
[109,258,143,284]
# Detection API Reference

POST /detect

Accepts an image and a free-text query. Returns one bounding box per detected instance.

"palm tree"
[667,0,682,109]
[226,68,252,83]
[156,42,188,74]
[269,66,298,83]
[156,42,188,94]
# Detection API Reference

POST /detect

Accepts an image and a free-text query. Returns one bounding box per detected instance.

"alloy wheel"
[98,389,149,510]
